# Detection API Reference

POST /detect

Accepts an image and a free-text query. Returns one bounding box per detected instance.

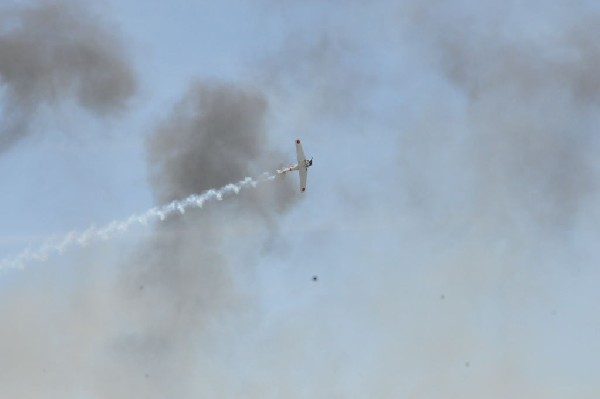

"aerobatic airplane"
[277,139,312,192]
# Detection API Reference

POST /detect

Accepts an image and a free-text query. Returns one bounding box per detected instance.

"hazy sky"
[1,0,600,397]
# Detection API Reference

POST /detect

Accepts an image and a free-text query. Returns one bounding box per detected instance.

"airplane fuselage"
[277,164,300,174]
[277,159,311,175]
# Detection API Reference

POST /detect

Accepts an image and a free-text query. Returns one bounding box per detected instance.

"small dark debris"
[465,362,470,367]
[312,275,318,282]
[440,294,445,300]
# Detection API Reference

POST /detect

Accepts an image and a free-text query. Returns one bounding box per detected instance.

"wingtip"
[301,187,306,192]
[296,139,301,144]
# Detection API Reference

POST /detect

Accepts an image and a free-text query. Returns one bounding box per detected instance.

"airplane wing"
[299,166,307,192]
[296,139,306,165]
[296,139,308,192]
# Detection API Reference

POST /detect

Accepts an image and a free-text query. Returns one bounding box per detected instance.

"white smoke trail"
[1,173,276,271]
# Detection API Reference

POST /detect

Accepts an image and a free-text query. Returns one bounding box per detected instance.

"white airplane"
[277,139,313,192]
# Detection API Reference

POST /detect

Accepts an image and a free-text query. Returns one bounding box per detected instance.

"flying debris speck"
[312,275,318,281]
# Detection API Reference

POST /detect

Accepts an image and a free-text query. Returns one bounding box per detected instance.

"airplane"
[277,139,312,192]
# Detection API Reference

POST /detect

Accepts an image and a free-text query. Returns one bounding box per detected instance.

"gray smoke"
[3,0,600,397]
[147,82,288,202]
[102,82,298,397]
[0,0,136,153]
[375,2,600,397]
[257,33,367,121]
[0,80,299,398]
[398,2,600,235]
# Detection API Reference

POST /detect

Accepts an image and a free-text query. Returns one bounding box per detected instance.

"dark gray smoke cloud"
[102,82,298,397]
[147,81,288,202]
[0,0,136,153]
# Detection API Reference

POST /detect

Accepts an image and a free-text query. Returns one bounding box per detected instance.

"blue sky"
[1,0,600,397]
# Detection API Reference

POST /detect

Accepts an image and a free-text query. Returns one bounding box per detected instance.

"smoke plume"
[3,0,600,397]
[399,2,600,232]
[0,0,136,153]
[0,79,299,397]
[0,174,275,270]
[372,2,600,397]
[100,81,298,397]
